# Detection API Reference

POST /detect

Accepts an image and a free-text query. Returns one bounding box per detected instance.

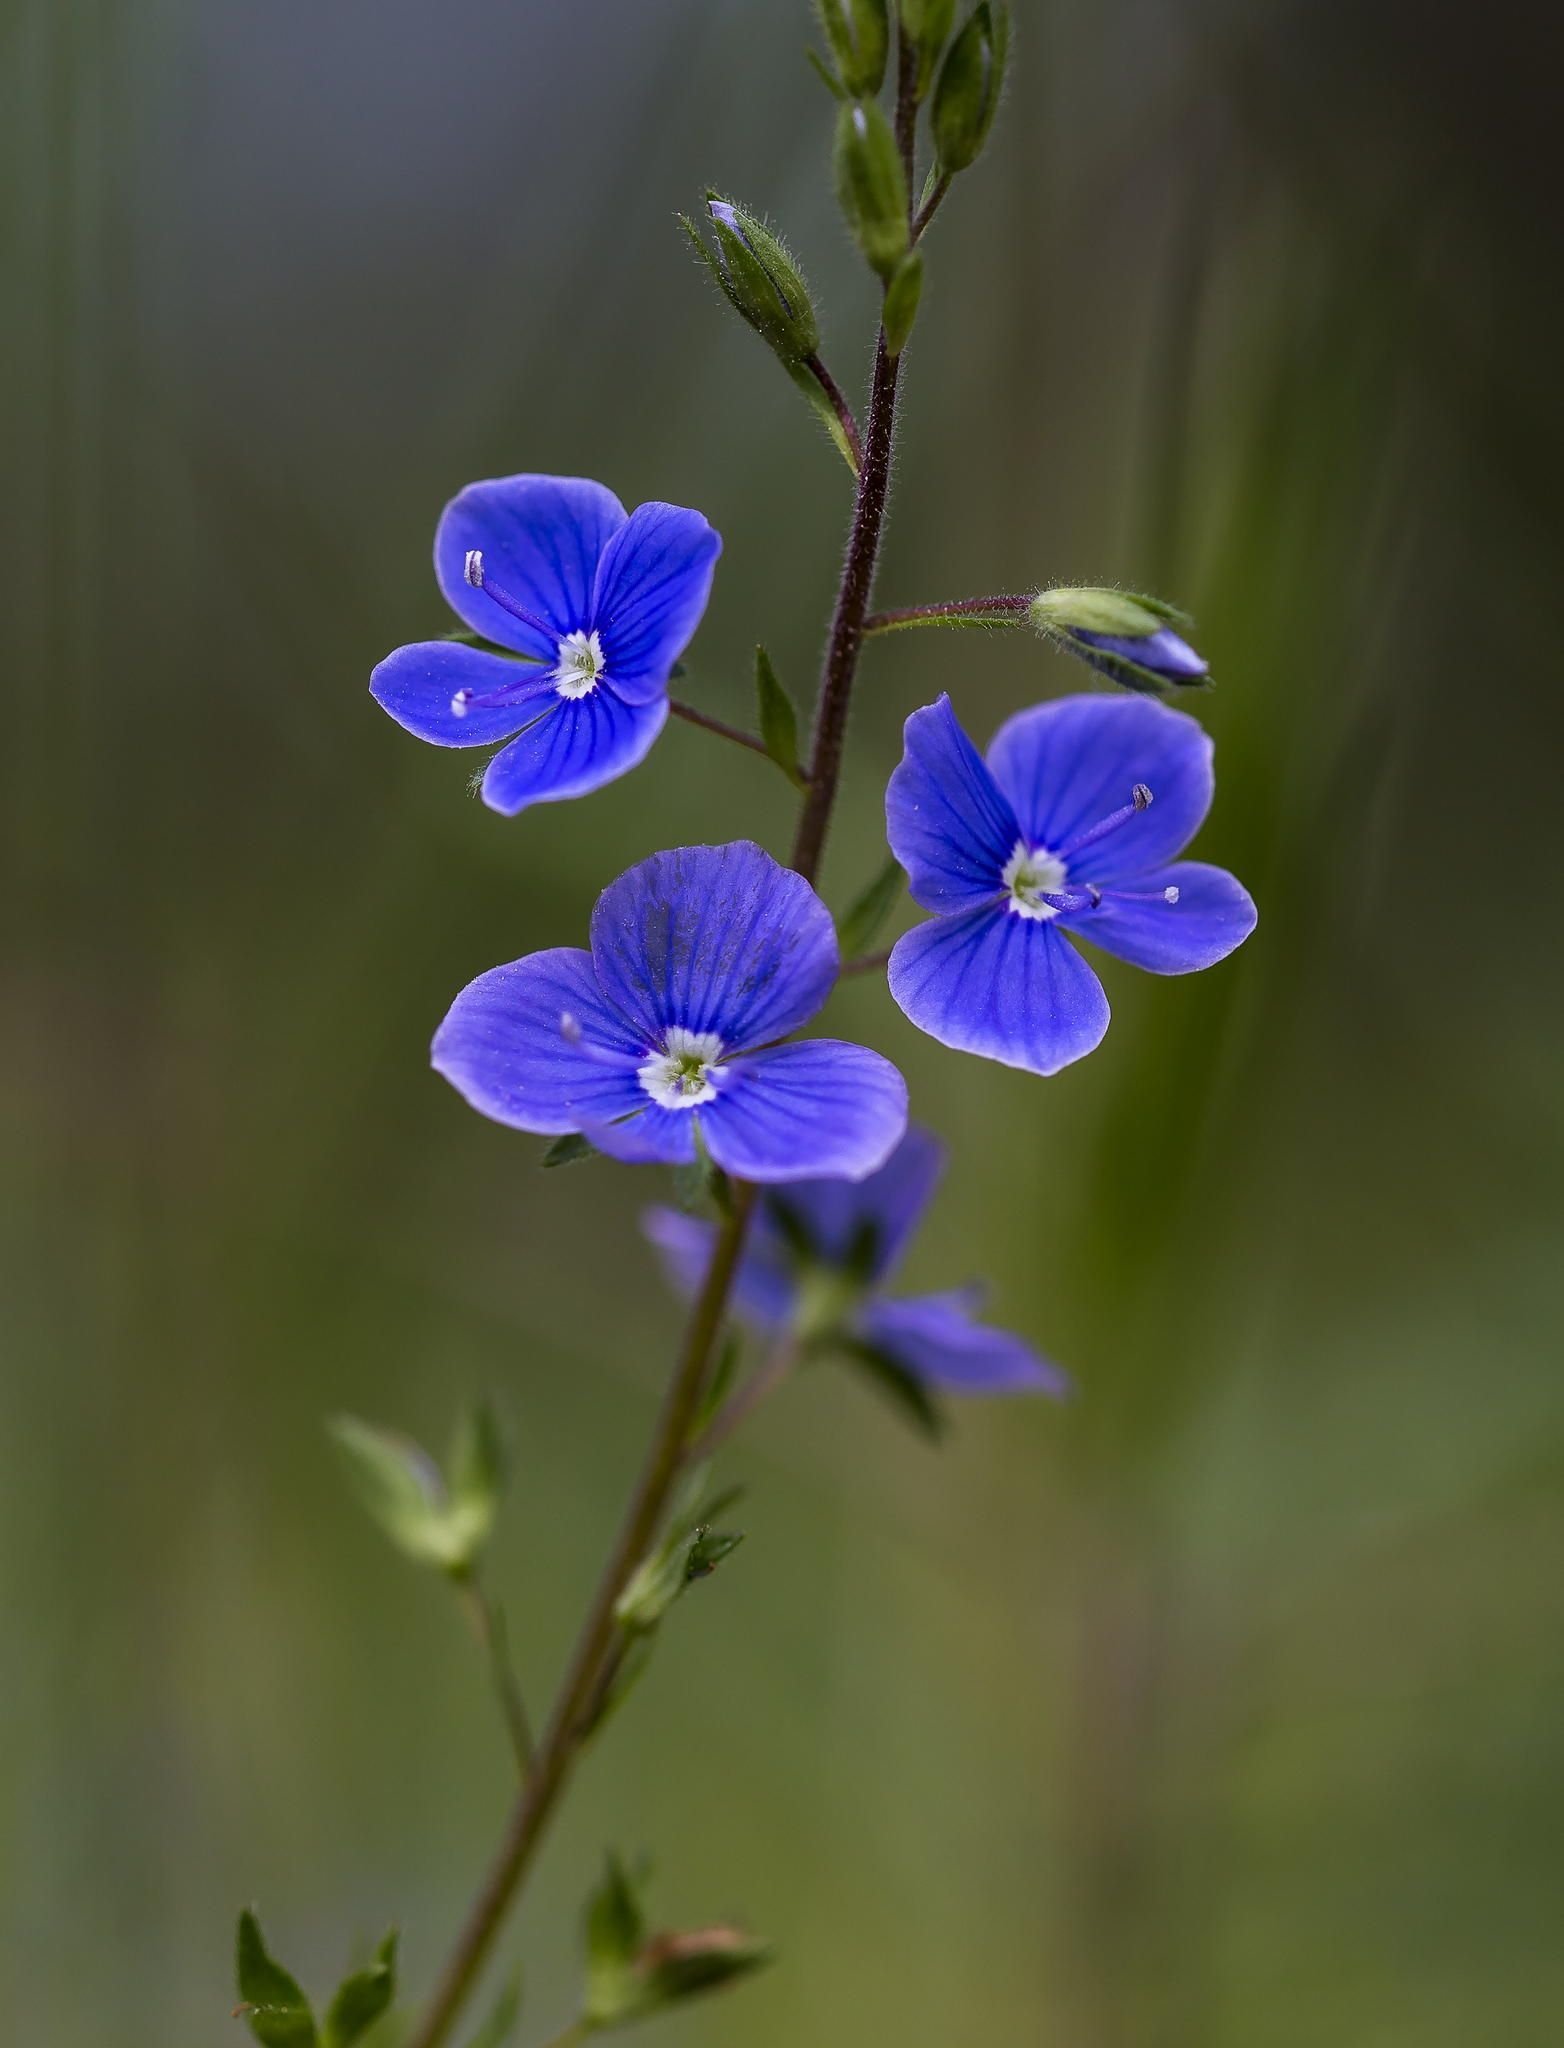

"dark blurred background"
[7,0,1564,2041]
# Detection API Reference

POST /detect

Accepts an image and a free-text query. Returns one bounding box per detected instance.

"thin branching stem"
[864,594,1031,634]
[840,947,891,977]
[404,47,924,2048]
[801,353,864,471]
[667,696,778,765]
[684,1334,802,1466]
[454,1573,535,1779]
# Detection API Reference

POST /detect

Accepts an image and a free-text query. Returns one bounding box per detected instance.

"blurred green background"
[7,0,1564,2041]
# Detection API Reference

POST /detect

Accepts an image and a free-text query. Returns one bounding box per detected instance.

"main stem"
[406,204,909,2048]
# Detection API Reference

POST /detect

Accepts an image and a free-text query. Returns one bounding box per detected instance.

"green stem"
[454,1573,536,1779]
[667,696,781,768]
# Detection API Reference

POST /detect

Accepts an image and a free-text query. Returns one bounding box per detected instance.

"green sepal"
[932,3,1010,174]
[1029,586,1166,636]
[322,1931,397,2048]
[836,1335,949,1440]
[882,248,924,359]
[683,195,819,364]
[783,358,861,477]
[804,44,848,99]
[615,1470,746,1634]
[834,99,910,281]
[900,0,959,91]
[581,1856,772,2030]
[540,1132,597,1169]
[814,0,889,97]
[236,1911,318,2048]
[836,856,905,960]
[328,1403,505,1575]
[463,1970,523,2048]
[754,645,804,785]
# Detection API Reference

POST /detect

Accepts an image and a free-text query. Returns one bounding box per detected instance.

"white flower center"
[637,1026,725,1111]
[1002,838,1069,920]
[551,628,607,700]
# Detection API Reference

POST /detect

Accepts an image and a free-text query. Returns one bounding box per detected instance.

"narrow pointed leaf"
[837,857,905,959]
[236,1911,317,2048]
[754,646,802,783]
[541,1131,596,1168]
[323,1931,397,2048]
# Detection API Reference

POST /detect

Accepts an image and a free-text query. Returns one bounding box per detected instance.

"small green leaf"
[322,1930,397,2048]
[814,0,889,97]
[236,1911,317,2048]
[639,1927,774,2009]
[783,358,861,477]
[837,1336,949,1440]
[446,1399,507,1561]
[463,1970,523,2048]
[584,1854,647,2024]
[693,1328,744,1436]
[836,857,905,960]
[540,1132,596,1169]
[804,44,848,99]
[882,248,924,359]
[754,646,803,784]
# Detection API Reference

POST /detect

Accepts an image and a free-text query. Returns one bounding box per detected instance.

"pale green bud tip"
[1030,587,1165,638]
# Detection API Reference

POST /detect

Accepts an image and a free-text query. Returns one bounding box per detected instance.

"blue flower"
[371,474,721,815]
[432,841,908,1182]
[885,693,1257,1075]
[1067,622,1207,689]
[644,1127,1067,1398]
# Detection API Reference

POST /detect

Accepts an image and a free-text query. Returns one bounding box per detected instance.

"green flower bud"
[1030,588,1209,692]
[900,0,958,92]
[682,194,819,363]
[814,0,889,98]
[834,99,910,281]
[933,3,1010,174]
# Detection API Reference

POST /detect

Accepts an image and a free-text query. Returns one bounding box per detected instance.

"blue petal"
[435,475,627,657]
[431,947,644,1134]
[590,502,723,707]
[641,1205,797,1329]
[984,694,1214,883]
[699,1040,909,1184]
[370,640,552,747]
[589,841,839,1050]
[1073,625,1207,681]
[1067,860,1257,974]
[765,1124,944,1285]
[886,696,1020,912]
[581,1103,699,1168]
[888,905,1110,1075]
[861,1292,1069,1395]
[480,689,668,816]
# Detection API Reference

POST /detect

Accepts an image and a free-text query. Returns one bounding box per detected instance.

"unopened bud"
[682,195,819,364]
[1029,586,1209,693]
[932,3,1011,175]
[815,0,888,98]
[900,0,959,92]
[834,100,910,282]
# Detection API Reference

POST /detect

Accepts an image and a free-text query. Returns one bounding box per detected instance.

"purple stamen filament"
[1055,783,1154,861]
[463,549,562,646]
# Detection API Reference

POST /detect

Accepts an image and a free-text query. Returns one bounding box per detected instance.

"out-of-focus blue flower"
[371,474,720,815]
[432,841,907,1182]
[885,693,1256,1075]
[644,1127,1067,1397]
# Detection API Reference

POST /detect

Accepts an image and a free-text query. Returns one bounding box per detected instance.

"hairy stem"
[864,594,1031,633]
[839,946,891,977]
[668,695,782,767]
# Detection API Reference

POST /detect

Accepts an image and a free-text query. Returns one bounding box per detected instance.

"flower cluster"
[371,470,1254,1390]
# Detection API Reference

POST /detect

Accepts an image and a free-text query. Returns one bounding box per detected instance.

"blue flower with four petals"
[371,474,721,815]
[885,692,1256,1076]
[432,841,908,1183]
[645,1127,1067,1399]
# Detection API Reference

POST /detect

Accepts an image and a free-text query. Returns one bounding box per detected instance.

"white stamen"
[638,1026,725,1111]
[1132,782,1153,810]
[464,549,485,587]
[1164,885,1180,904]
[451,687,473,718]
[560,1010,583,1044]
[1002,838,1069,920]
[551,627,608,700]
